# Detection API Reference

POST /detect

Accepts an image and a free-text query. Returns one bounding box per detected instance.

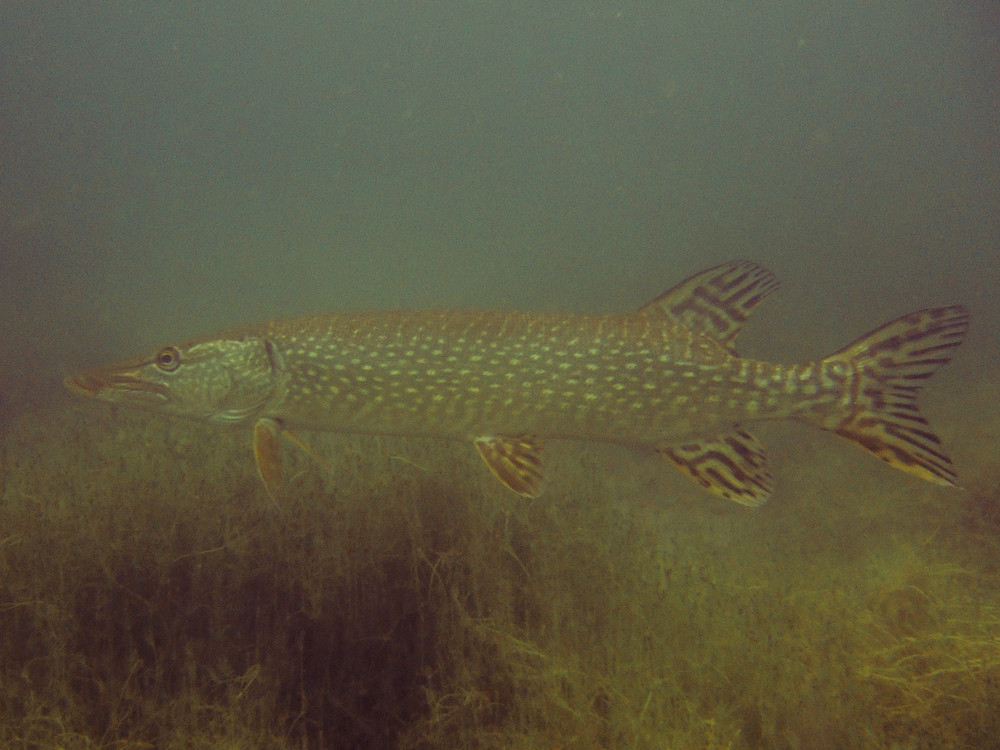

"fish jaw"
[65,360,170,406]
[64,337,283,424]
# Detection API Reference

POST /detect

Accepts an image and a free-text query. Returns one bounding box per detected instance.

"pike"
[65,261,969,505]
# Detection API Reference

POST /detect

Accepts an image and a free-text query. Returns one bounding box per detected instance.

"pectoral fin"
[658,428,773,506]
[474,436,544,497]
[253,418,285,502]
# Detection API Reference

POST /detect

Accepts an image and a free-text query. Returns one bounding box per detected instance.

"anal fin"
[474,436,544,497]
[658,428,773,506]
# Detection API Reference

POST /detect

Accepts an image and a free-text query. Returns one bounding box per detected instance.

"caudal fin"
[815,306,969,487]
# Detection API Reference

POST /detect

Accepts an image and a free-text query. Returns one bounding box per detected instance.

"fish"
[64,261,969,505]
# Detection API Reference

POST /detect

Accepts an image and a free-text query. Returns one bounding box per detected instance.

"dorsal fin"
[639,261,779,346]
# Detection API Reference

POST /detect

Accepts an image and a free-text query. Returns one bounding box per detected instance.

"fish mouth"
[64,371,105,396]
[64,370,168,401]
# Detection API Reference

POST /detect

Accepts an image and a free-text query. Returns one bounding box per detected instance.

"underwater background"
[1,2,999,748]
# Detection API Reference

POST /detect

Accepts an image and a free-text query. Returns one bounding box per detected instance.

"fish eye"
[155,346,181,372]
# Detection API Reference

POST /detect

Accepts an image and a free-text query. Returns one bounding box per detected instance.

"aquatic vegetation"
[0,386,997,748]
[857,541,1000,745]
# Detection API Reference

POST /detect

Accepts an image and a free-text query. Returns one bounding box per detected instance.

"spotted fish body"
[65,262,969,505]
[261,310,788,438]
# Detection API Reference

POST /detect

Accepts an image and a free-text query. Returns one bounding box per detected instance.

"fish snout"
[64,370,105,396]
[64,367,167,401]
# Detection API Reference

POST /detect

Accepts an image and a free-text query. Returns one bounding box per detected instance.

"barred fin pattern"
[639,260,779,346]
[821,306,969,487]
[658,429,774,506]
[474,436,545,497]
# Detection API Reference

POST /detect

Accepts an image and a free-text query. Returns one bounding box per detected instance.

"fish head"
[65,337,281,424]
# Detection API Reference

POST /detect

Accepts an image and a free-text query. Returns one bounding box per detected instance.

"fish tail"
[808,306,969,486]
